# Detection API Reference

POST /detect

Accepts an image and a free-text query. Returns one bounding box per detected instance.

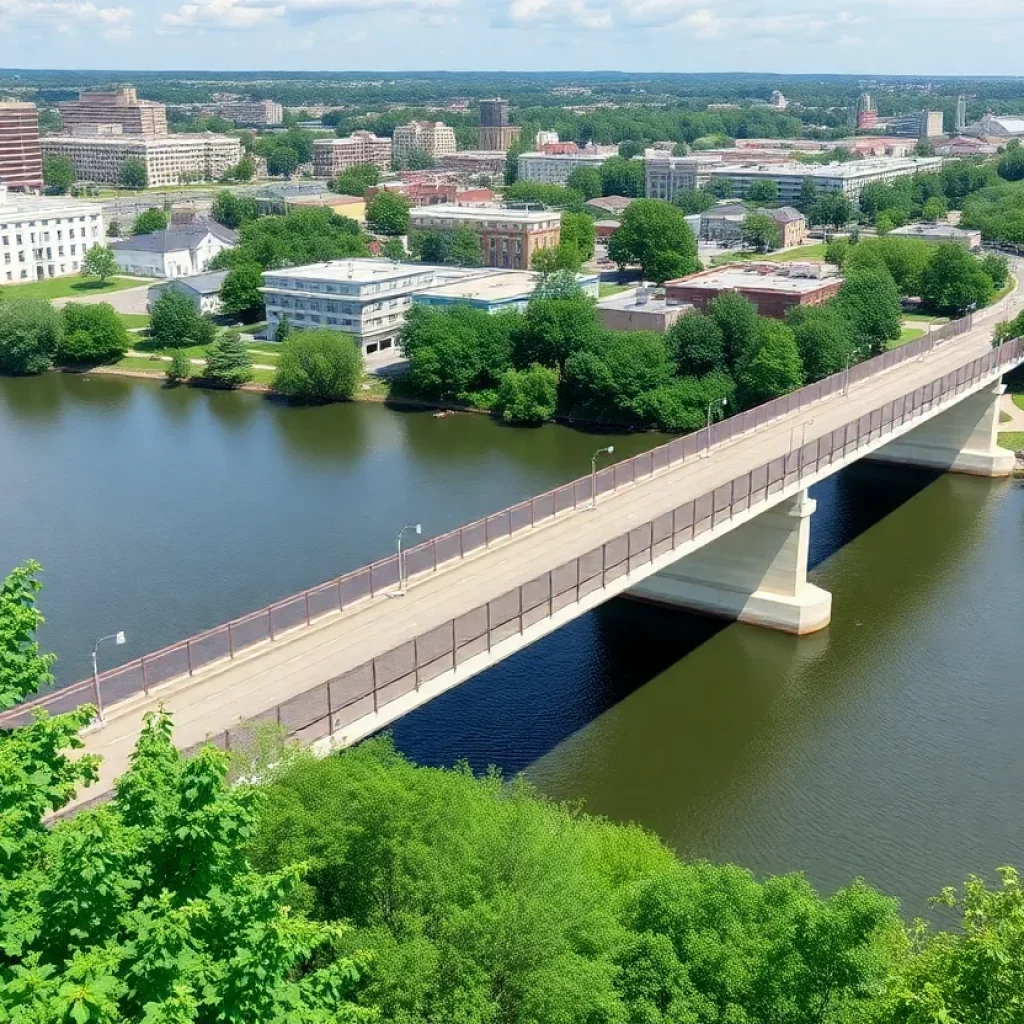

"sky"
[1,0,1023,77]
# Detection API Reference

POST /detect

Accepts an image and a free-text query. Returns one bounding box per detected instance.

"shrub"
[165,350,191,384]
[495,364,559,424]
[58,303,130,365]
[272,329,363,403]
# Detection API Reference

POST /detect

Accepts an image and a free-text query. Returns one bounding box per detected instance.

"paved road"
[1000,393,1024,431]
[66,311,1020,810]
[53,284,151,315]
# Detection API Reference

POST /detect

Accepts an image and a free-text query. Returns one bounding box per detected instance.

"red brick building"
[0,102,43,191]
[665,263,843,320]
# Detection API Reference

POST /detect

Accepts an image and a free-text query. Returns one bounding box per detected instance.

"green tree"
[599,155,645,198]
[149,289,217,350]
[633,370,735,432]
[707,291,761,370]
[211,191,259,230]
[834,268,903,352]
[447,226,483,267]
[567,165,603,200]
[515,292,603,372]
[920,242,995,317]
[741,212,781,253]
[997,143,1024,182]
[496,363,559,423]
[120,158,147,189]
[228,207,369,271]
[58,302,130,365]
[231,155,256,181]
[366,191,411,236]
[845,236,932,296]
[921,195,948,222]
[43,154,76,195]
[504,181,585,210]
[981,252,1009,292]
[824,237,851,267]
[673,188,716,215]
[204,330,254,388]
[798,177,819,211]
[532,243,583,275]
[809,190,854,232]
[746,179,780,205]
[667,310,726,375]
[706,176,735,199]
[736,319,804,406]
[608,199,700,283]
[165,349,191,384]
[618,139,644,160]
[220,262,266,320]
[397,147,437,171]
[273,329,363,402]
[787,303,856,382]
[131,208,168,236]
[266,144,300,178]
[561,211,596,261]
[81,244,119,285]
[329,164,382,197]
[0,297,62,375]
[381,237,407,260]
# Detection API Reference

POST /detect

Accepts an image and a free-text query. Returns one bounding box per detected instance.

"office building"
[517,147,614,186]
[886,110,944,139]
[148,270,229,315]
[40,132,241,188]
[478,98,521,151]
[0,102,43,191]
[392,121,457,166]
[769,90,788,110]
[415,269,598,313]
[665,262,843,319]
[214,100,283,126]
[597,287,693,333]
[706,156,943,204]
[110,221,237,278]
[645,154,722,200]
[312,132,392,177]
[0,183,104,282]
[887,223,982,250]
[59,88,168,136]
[439,150,509,178]
[408,204,561,270]
[955,95,968,133]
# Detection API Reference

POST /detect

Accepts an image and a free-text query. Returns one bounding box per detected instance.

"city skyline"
[1,0,1024,77]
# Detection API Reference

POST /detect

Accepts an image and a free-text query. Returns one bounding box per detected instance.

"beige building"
[59,88,167,136]
[40,133,241,188]
[392,121,457,166]
[313,132,392,177]
[597,287,693,333]
[645,154,722,200]
[0,102,43,191]
[214,100,283,126]
[440,150,508,178]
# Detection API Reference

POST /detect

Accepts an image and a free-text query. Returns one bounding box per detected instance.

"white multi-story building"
[312,132,392,177]
[40,132,242,187]
[391,121,457,166]
[517,148,615,186]
[534,130,559,148]
[645,154,723,200]
[0,183,104,282]
[706,157,943,204]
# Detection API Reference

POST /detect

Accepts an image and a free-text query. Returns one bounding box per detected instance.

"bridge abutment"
[868,381,1014,478]
[628,490,831,635]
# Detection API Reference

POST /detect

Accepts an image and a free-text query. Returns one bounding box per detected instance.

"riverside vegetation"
[1,558,1023,1024]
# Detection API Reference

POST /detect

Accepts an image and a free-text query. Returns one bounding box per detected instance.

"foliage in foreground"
[272,329,364,403]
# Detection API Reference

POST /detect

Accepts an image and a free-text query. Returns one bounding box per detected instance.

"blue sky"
[1,0,1022,76]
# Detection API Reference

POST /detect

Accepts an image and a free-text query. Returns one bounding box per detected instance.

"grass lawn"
[710,243,829,267]
[893,327,926,347]
[119,314,151,330]
[903,313,950,324]
[233,320,269,335]
[598,283,632,298]
[1013,394,1024,411]
[111,355,275,388]
[997,431,1024,451]
[0,276,142,302]
[132,339,279,364]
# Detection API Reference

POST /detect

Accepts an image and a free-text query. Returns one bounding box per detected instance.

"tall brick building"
[0,102,43,191]
[59,88,168,136]
[477,99,521,152]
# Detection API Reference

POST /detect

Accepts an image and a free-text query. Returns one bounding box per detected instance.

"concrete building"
[478,98,521,151]
[956,95,968,133]
[586,195,634,217]
[517,148,614,186]
[645,154,722,200]
[0,183,104,282]
[214,100,283,126]
[110,222,237,278]
[285,193,366,223]
[367,179,494,208]
[392,121,457,166]
[597,287,693,333]
[887,223,982,249]
[40,132,241,188]
[962,113,1024,139]
[59,88,167,136]
[700,205,807,247]
[885,110,944,139]
[408,204,561,271]
[665,262,843,319]
[706,157,943,204]
[535,130,559,148]
[439,151,508,178]
[415,269,598,313]
[313,132,392,177]
[148,270,229,315]
[857,93,878,130]
[0,102,43,191]
[769,90,788,110]
[936,136,998,157]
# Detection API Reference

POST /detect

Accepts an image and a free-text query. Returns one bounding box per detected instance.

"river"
[2,371,1022,915]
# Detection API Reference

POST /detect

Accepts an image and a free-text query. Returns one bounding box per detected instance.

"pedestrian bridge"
[7,322,1023,808]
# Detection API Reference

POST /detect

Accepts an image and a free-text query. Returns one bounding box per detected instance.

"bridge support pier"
[868,381,1014,478]
[628,490,831,635]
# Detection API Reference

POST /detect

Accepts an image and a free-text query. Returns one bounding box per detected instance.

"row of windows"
[4,261,81,282]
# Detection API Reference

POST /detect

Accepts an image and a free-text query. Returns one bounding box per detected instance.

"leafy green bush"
[58,302,130,365]
[0,297,62,375]
[272,329,363,403]
[495,363,559,423]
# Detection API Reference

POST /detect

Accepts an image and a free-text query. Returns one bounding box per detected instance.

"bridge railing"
[167,337,1021,757]
[0,324,1014,729]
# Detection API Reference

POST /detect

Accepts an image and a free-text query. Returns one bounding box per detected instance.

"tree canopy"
[272,329,363,403]
[366,191,411,236]
[0,297,62,375]
[608,199,701,283]
[131,208,168,236]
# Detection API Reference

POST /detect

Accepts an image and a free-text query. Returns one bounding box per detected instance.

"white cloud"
[162,0,456,30]
[0,0,134,36]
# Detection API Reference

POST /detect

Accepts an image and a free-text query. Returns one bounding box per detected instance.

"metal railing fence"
[1,330,1019,731]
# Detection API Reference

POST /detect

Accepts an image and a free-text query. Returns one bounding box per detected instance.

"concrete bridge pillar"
[628,490,831,635]
[869,381,1014,478]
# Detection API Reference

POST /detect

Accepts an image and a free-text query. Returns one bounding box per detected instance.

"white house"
[147,270,229,315]
[110,222,237,279]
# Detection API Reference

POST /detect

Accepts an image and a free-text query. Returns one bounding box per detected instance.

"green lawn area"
[893,327,926,347]
[233,320,269,335]
[119,314,151,330]
[1013,394,1024,411]
[111,355,275,387]
[997,431,1024,451]
[132,338,279,364]
[903,313,950,324]
[0,276,142,302]
[710,243,828,267]
[598,283,632,298]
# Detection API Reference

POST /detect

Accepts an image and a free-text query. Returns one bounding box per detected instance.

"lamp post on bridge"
[701,397,728,459]
[91,630,126,721]
[844,345,867,397]
[396,524,422,596]
[590,446,615,509]
[798,419,815,481]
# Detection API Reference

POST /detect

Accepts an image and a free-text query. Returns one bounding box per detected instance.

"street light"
[590,446,615,509]
[91,630,126,721]
[701,398,728,458]
[844,345,867,396]
[798,418,815,480]
[396,524,422,595]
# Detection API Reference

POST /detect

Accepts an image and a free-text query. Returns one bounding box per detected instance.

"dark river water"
[2,371,1022,915]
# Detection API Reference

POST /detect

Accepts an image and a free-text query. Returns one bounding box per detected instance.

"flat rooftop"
[261,259,481,287]
[411,204,560,225]
[597,288,692,313]
[0,190,100,219]
[712,157,942,180]
[667,263,840,295]
[888,223,977,238]
[420,270,541,302]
